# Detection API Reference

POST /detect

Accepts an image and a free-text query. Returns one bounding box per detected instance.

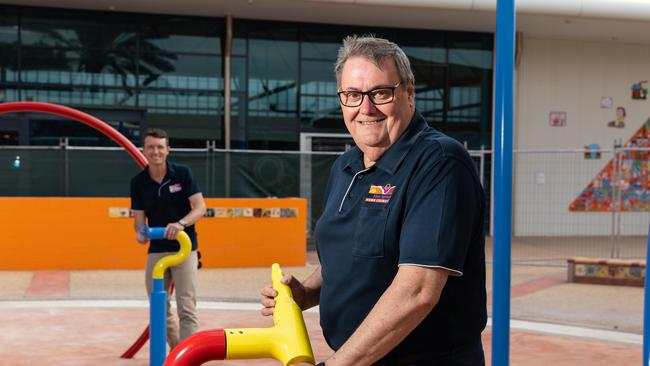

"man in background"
[130,128,206,349]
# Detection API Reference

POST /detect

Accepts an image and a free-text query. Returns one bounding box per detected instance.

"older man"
[262,35,486,366]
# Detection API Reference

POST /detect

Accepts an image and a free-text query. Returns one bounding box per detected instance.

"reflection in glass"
[140,19,222,54]
[21,87,136,107]
[300,59,341,130]
[248,39,298,117]
[232,38,247,56]
[0,46,18,82]
[139,90,221,115]
[449,49,492,69]
[231,56,246,92]
[20,16,136,49]
[21,48,138,87]
[301,41,338,60]
[448,86,481,123]
[139,53,222,90]
[0,15,18,44]
[301,95,341,129]
[403,46,446,64]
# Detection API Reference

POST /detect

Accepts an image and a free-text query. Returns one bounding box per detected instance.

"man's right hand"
[260,273,307,316]
[136,233,149,244]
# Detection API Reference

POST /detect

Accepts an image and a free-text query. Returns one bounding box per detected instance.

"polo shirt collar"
[341,111,427,175]
[165,161,177,178]
[145,160,177,181]
[342,147,364,173]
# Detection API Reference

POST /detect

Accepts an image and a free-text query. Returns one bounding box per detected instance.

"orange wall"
[1,197,307,270]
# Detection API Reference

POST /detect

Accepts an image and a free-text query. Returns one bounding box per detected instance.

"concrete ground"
[0,249,644,365]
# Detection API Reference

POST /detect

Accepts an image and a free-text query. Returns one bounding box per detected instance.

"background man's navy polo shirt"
[130,161,201,253]
[314,112,487,356]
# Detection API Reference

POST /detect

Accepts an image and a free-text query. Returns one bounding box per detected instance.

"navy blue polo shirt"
[130,161,201,253]
[314,112,486,356]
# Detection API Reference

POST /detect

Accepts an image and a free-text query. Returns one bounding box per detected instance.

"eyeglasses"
[337,82,402,107]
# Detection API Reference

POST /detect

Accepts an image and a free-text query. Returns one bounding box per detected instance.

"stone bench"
[567,257,645,287]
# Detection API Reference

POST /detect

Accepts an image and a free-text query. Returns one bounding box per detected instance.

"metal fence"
[1,142,647,266]
[511,146,649,265]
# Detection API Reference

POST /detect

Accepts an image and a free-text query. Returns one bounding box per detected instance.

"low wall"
[1,197,307,270]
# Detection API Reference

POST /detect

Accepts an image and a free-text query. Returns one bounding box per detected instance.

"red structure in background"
[0,102,147,168]
[0,101,154,358]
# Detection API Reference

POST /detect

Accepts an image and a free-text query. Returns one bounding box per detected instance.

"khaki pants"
[145,251,199,349]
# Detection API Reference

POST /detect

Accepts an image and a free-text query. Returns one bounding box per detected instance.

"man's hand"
[260,273,307,316]
[135,232,149,244]
[164,222,184,240]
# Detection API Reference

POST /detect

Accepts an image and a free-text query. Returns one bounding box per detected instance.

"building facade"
[0,5,493,150]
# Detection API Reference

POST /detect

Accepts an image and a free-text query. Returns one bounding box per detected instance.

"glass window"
[232,38,247,56]
[403,46,446,65]
[28,117,120,146]
[447,64,490,125]
[448,32,493,70]
[147,111,223,148]
[21,47,138,88]
[229,93,247,149]
[246,37,299,149]
[300,60,337,95]
[0,88,18,102]
[0,46,19,82]
[449,49,492,69]
[0,14,18,45]
[138,53,222,90]
[301,41,339,60]
[21,16,135,50]
[22,86,137,108]
[140,18,222,54]
[411,62,445,125]
[300,60,341,130]
[447,60,492,148]
[231,56,246,92]
[138,89,222,115]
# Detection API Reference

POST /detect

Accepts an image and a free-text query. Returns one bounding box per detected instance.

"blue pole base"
[151,279,167,366]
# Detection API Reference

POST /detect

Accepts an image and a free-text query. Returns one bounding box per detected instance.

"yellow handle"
[152,231,192,279]
[226,263,315,365]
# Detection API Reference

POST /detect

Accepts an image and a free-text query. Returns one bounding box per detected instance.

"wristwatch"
[178,219,188,227]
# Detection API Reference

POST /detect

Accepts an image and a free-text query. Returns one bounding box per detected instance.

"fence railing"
[1,141,647,266]
[511,145,648,264]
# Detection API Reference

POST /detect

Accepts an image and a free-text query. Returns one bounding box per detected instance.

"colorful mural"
[569,118,650,212]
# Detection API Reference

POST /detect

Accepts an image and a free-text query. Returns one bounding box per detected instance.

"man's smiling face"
[143,136,169,168]
[339,56,414,155]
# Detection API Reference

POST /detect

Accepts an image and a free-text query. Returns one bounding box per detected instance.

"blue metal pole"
[147,226,168,366]
[643,220,650,366]
[493,0,515,365]
[150,278,167,366]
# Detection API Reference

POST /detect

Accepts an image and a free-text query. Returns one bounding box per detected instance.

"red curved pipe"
[164,329,227,366]
[0,102,147,168]
[0,101,151,358]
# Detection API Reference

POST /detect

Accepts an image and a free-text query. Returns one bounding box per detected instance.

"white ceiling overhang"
[3,0,650,44]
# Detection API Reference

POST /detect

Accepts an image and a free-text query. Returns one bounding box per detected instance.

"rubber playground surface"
[0,250,644,365]
[0,306,642,366]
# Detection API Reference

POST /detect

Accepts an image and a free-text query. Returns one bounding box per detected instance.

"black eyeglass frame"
[337,81,402,107]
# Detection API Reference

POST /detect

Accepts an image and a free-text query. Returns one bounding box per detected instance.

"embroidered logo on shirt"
[169,183,182,193]
[365,184,396,203]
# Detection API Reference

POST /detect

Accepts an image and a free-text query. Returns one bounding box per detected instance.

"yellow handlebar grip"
[226,263,315,365]
[152,231,192,280]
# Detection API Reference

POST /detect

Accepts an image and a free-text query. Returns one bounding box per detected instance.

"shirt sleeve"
[398,156,483,275]
[183,166,201,198]
[130,177,143,210]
